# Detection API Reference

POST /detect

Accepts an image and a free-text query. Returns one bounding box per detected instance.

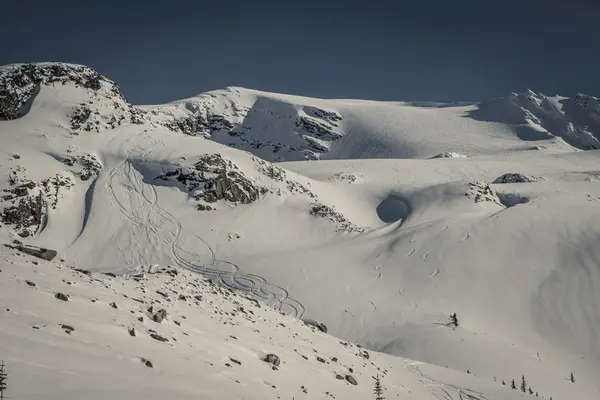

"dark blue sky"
[4,0,599,104]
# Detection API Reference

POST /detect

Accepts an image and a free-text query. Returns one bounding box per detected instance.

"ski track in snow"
[460,233,470,242]
[405,361,489,400]
[428,267,440,278]
[104,132,305,318]
[406,248,416,257]
[422,251,430,262]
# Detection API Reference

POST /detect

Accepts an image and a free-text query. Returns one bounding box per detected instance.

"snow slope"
[1,62,599,399]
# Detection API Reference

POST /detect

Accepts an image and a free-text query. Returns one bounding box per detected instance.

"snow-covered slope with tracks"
[1,62,599,400]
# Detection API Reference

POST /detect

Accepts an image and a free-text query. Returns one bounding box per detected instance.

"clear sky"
[3,0,599,104]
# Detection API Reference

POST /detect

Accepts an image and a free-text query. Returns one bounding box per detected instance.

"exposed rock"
[55,292,70,301]
[302,319,328,333]
[61,153,102,181]
[157,154,262,207]
[152,308,168,323]
[263,353,281,367]
[466,182,503,206]
[345,375,358,385]
[0,63,126,120]
[430,151,467,159]
[5,244,57,261]
[128,327,136,337]
[492,173,538,184]
[141,358,153,368]
[295,116,343,141]
[229,357,242,365]
[25,280,36,287]
[309,203,363,234]
[61,324,75,333]
[109,302,118,309]
[150,333,169,342]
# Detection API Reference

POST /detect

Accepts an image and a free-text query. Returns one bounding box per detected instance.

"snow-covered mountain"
[1,62,600,400]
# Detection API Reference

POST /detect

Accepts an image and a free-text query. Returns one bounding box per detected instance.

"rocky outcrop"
[309,203,363,233]
[492,173,538,184]
[4,243,57,261]
[1,185,44,237]
[0,63,147,134]
[0,63,124,120]
[1,166,73,237]
[61,153,102,181]
[466,182,503,207]
[156,154,264,209]
[295,116,343,141]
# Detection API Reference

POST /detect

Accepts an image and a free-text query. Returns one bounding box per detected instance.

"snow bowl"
[376,194,411,224]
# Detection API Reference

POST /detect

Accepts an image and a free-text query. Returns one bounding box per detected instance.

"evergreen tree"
[570,372,575,383]
[450,313,459,328]
[528,387,534,395]
[0,360,6,400]
[511,379,517,390]
[521,375,527,392]
[502,380,506,386]
[373,374,384,400]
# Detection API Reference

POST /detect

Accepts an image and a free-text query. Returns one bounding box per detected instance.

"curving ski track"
[104,132,305,318]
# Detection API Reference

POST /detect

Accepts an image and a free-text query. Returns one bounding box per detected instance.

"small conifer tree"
[373,374,385,400]
[0,360,7,400]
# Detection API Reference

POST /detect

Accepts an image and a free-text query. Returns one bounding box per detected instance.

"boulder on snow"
[345,375,358,385]
[302,318,328,333]
[263,353,281,367]
[152,308,168,323]
[55,292,70,301]
[4,244,57,261]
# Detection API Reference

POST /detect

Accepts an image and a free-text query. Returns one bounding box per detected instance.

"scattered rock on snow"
[263,353,281,367]
[150,333,169,342]
[55,292,70,301]
[25,280,36,287]
[345,375,358,385]
[140,358,153,368]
